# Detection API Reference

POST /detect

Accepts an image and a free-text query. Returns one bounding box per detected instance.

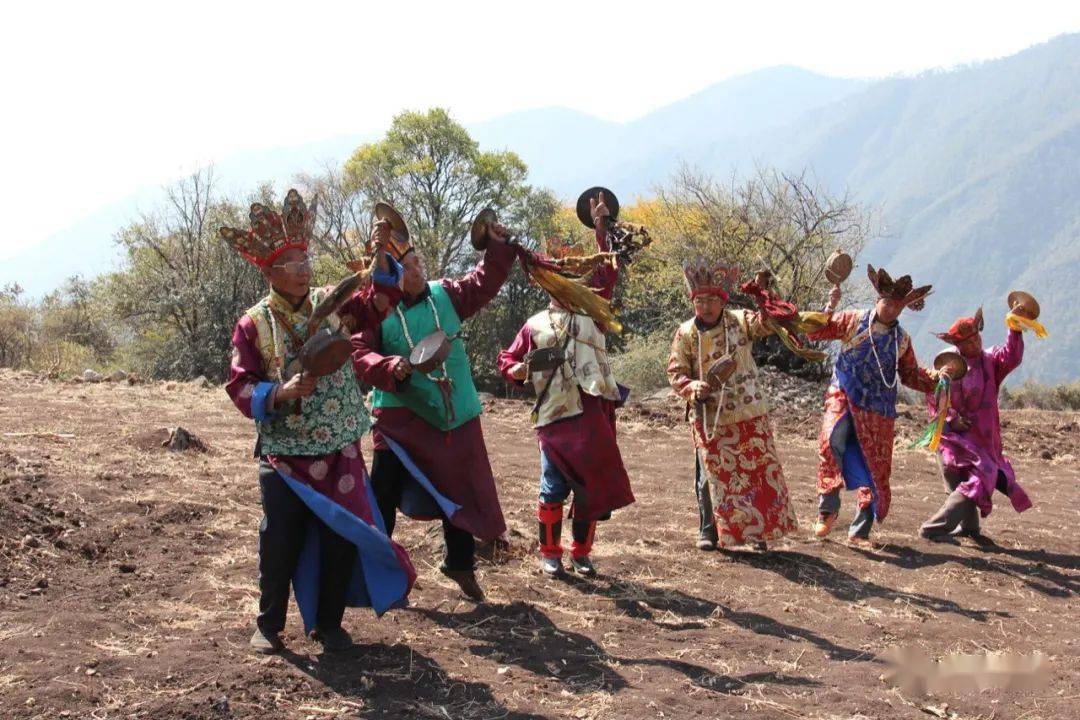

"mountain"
[4,37,1078,381]
[764,34,1080,383]
[468,66,867,196]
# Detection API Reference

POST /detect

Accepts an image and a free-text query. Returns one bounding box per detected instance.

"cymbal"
[374,202,409,242]
[576,186,620,229]
[1007,290,1040,320]
[933,349,968,382]
[470,207,497,250]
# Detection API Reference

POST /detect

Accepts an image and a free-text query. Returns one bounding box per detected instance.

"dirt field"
[0,369,1077,719]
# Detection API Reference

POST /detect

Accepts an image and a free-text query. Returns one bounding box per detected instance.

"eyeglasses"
[271,256,312,273]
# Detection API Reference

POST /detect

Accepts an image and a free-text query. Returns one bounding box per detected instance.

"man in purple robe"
[919,309,1033,543]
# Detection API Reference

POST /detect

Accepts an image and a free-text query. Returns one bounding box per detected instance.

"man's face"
[956,333,983,358]
[401,252,427,296]
[692,294,726,326]
[263,248,311,298]
[874,297,906,325]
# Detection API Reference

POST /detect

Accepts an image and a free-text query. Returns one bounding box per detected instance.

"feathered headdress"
[867,264,932,311]
[682,260,740,300]
[219,189,317,267]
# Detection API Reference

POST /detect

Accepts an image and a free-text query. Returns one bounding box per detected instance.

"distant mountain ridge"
[4,36,1078,381]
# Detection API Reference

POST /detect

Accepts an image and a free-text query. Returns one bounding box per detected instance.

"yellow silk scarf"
[1005,312,1048,338]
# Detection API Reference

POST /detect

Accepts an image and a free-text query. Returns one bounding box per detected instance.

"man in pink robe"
[919,309,1032,542]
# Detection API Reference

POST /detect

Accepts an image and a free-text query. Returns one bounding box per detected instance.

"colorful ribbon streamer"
[1005,312,1048,338]
[910,376,951,451]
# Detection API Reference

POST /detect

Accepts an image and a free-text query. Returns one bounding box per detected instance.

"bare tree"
[294,162,372,267]
[111,169,264,379]
[653,165,874,309]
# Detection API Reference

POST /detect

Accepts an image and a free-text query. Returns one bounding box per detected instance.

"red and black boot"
[570,519,597,576]
[538,501,564,575]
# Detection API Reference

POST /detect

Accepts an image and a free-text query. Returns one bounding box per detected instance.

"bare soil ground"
[0,368,1077,720]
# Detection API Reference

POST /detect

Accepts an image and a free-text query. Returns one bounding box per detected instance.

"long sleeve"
[807,310,862,343]
[441,240,517,321]
[588,220,618,300]
[350,322,405,393]
[337,283,402,334]
[898,342,937,394]
[735,309,775,341]
[335,256,403,333]
[225,315,276,421]
[666,325,699,402]
[990,329,1024,387]
[497,324,535,384]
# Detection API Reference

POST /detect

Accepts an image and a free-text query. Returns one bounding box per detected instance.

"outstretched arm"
[806,309,862,343]
[442,240,517,321]
[899,340,938,394]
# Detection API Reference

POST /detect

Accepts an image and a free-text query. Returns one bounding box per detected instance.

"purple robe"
[929,330,1032,517]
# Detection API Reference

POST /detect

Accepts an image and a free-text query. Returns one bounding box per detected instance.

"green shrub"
[1001,380,1080,411]
[610,330,674,395]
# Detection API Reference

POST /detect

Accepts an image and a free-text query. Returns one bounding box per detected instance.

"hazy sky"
[2,0,1077,260]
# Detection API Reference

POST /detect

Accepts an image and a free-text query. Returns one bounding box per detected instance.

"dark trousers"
[920,461,1009,537]
[257,462,356,634]
[370,448,475,571]
[694,453,717,543]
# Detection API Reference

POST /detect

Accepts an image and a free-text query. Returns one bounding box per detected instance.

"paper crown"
[867,264,932,311]
[682,260,740,299]
[219,189,317,267]
[935,308,984,344]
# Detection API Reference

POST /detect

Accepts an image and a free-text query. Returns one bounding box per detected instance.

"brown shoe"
[813,512,838,539]
[250,626,284,654]
[310,625,353,652]
[846,536,876,550]
[440,566,485,601]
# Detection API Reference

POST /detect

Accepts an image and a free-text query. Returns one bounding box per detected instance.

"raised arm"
[589,218,618,300]
[336,256,404,332]
[442,239,517,321]
[497,324,535,385]
[990,329,1024,387]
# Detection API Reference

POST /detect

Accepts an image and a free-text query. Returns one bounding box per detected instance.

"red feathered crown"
[683,260,740,300]
[935,308,984,344]
[219,189,317,267]
[867,264,932,311]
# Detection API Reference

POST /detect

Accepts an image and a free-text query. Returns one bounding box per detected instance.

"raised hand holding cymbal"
[590,191,610,225]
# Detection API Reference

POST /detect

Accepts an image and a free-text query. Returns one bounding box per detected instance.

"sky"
[2,0,1078,261]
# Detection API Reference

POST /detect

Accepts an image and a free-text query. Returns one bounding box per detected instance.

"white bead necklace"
[868,309,900,389]
[396,296,447,381]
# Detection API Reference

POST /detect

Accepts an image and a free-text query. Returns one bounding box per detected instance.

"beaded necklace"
[868,309,900,389]
[395,296,448,382]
